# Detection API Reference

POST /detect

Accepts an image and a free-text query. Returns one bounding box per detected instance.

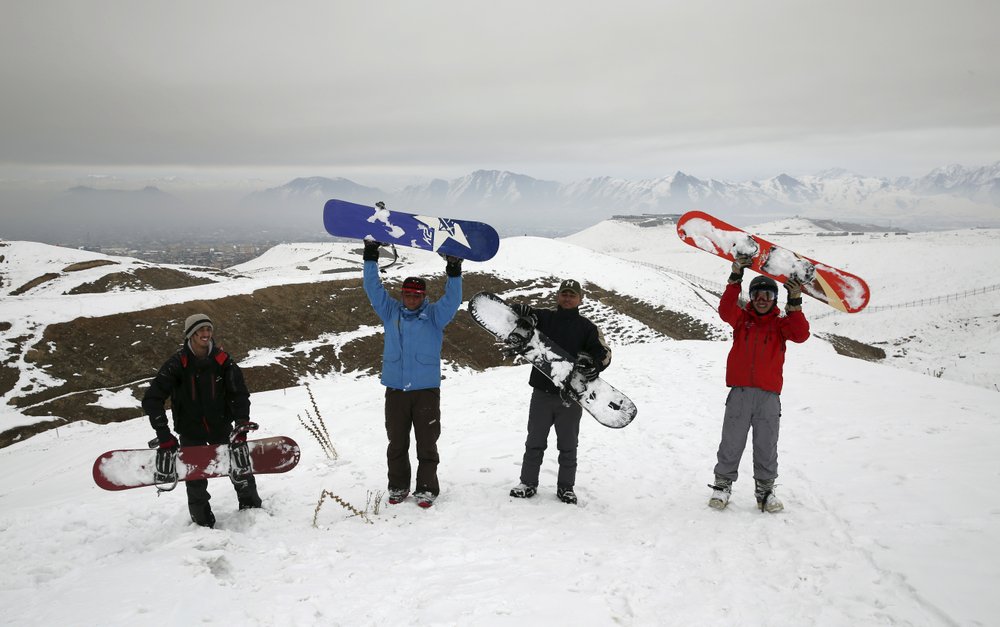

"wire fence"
[862,283,1000,312]
[634,260,1000,318]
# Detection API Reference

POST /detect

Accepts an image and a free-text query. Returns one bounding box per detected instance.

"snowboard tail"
[468,292,637,428]
[323,199,500,262]
[676,210,870,313]
[93,436,300,491]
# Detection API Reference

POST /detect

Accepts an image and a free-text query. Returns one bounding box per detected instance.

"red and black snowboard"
[676,210,870,313]
[93,436,300,491]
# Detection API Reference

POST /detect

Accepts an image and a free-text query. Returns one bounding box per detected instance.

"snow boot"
[509,483,537,498]
[414,491,436,509]
[238,492,263,510]
[235,475,262,509]
[556,486,578,505]
[708,477,732,510]
[189,502,216,528]
[387,488,409,505]
[755,479,784,513]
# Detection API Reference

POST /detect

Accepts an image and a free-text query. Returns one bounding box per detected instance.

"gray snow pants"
[713,386,781,483]
[518,389,583,489]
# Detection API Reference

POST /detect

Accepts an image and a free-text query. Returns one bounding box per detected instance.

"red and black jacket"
[143,342,251,439]
[719,282,810,394]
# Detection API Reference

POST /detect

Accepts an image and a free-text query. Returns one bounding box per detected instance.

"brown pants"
[385,388,441,495]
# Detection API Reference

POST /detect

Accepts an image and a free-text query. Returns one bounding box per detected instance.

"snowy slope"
[1,226,999,625]
[1,341,997,625]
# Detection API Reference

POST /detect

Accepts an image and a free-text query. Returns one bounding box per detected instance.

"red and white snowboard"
[92,436,300,491]
[676,211,870,313]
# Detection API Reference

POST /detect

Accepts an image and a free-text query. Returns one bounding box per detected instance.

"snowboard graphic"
[323,199,501,262]
[468,292,637,429]
[676,211,870,313]
[93,436,301,491]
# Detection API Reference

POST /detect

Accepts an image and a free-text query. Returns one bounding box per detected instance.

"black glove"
[230,420,259,445]
[363,239,381,261]
[445,255,463,277]
[574,352,599,382]
[156,427,178,450]
[510,303,533,318]
[729,255,753,283]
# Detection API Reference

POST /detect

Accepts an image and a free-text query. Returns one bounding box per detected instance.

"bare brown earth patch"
[0,327,21,398]
[63,259,119,272]
[67,267,217,294]
[11,273,60,296]
[816,333,886,362]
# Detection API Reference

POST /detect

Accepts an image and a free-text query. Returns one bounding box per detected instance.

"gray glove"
[729,255,753,283]
[784,278,803,299]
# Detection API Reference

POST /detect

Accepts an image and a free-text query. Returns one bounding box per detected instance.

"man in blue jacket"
[363,240,463,508]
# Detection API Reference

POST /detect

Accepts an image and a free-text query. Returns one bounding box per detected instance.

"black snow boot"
[189,502,216,528]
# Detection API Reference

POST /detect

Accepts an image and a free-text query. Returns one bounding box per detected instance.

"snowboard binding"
[153,447,179,493]
[229,421,259,487]
[504,316,536,351]
[730,236,760,260]
[559,370,589,406]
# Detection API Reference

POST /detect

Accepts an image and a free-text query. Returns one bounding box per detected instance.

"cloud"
[1,0,998,181]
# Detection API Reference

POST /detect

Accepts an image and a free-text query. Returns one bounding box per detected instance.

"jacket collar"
[555,306,580,318]
[400,299,429,319]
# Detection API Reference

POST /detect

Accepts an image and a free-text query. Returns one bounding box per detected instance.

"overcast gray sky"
[2,0,997,190]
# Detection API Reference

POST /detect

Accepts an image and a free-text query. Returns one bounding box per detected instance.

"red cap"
[402,277,426,294]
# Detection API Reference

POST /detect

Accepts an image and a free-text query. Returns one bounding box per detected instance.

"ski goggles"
[749,288,777,301]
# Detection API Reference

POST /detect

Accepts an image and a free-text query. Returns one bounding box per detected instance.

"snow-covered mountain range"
[2,163,997,245]
[246,162,1000,235]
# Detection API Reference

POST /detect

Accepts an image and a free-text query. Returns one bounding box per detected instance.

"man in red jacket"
[709,257,810,513]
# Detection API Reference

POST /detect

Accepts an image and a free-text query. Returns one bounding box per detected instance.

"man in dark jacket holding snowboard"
[508,279,612,505]
[143,314,261,528]
[709,258,810,513]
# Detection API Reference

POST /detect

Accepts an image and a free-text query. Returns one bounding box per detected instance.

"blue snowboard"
[323,199,501,262]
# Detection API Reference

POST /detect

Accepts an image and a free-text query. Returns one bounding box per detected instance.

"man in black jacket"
[142,313,261,528]
[508,279,612,504]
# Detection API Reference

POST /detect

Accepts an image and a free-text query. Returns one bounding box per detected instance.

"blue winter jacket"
[363,260,462,391]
